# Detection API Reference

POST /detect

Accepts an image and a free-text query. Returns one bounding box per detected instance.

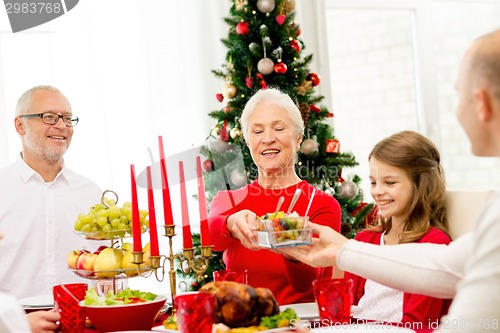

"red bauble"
[274,62,288,74]
[236,21,250,35]
[202,159,214,172]
[307,72,320,86]
[216,93,223,102]
[276,14,286,25]
[290,40,302,53]
[246,77,253,89]
[310,104,321,113]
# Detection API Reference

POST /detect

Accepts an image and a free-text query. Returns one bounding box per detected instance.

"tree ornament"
[229,127,242,139]
[299,102,310,128]
[291,22,301,36]
[256,0,275,13]
[216,93,224,102]
[236,21,250,35]
[249,42,261,56]
[259,25,270,37]
[246,77,253,89]
[307,72,321,86]
[283,0,295,15]
[230,169,247,187]
[290,40,302,53]
[324,186,335,196]
[222,83,237,99]
[340,180,357,199]
[257,58,274,75]
[256,73,267,89]
[326,139,340,153]
[211,138,230,153]
[300,138,319,155]
[310,104,320,113]
[297,80,313,96]
[202,159,214,172]
[220,120,229,142]
[235,0,248,11]
[211,126,220,137]
[276,14,286,25]
[274,62,287,74]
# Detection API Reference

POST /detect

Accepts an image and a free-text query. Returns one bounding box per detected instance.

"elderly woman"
[208,88,341,305]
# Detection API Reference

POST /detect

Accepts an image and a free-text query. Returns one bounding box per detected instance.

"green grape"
[96,216,108,228]
[118,222,128,230]
[81,223,92,232]
[82,215,93,224]
[96,209,109,218]
[110,218,120,227]
[94,203,106,211]
[102,224,112,232]
[109,207,121,219]
[74,219,83,231]
[119,215,128,224]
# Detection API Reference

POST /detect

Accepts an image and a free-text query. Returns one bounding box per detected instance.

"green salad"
[84,288,157,306]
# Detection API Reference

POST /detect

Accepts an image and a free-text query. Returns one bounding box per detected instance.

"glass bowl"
[252,215,312,248]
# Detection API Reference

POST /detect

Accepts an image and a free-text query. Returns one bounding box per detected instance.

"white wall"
[321,0,500,198]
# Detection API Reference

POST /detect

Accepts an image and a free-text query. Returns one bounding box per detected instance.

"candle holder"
[134,224,213,311]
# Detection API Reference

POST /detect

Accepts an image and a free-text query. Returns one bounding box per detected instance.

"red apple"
[94,245,108,255]
[67,249,86,269]
[77,252,98,271]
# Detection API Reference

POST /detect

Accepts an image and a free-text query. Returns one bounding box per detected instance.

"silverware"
[274,196,285,217]
[304,188,317,217]
[287,189,302,213]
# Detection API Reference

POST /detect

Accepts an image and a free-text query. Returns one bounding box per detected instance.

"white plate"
[310,323,415,332]
[279,302,361,320]
[19,295,53,310]
[152,325,292,332]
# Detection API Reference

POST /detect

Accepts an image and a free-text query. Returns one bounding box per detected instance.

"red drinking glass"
[313,278,353,323]
[53,283,88,333]
[175,293,216,333]
[213,269,248,284]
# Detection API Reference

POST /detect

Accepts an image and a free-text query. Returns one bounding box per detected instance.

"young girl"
[346,130,451,328]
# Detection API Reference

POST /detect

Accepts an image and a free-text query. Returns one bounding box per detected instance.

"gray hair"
[15,85,69,116]
[241,88,304,141]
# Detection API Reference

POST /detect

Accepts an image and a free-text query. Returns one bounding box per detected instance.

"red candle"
[179,161,193,249]
[146,166,159,257]
[196,156,211,247]
[159,136,174,226]
[130,164,142,252]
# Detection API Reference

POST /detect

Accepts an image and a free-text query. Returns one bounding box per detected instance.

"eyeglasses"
[19,112,79,127]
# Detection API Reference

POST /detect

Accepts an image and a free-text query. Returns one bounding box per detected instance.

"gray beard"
[23,128,68,163]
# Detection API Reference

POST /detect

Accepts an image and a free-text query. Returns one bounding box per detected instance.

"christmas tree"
[202,0,375,238]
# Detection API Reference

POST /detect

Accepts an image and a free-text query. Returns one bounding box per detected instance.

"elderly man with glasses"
[0,85,102,333]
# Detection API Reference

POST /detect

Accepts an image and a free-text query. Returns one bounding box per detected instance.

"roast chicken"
[199,281,280,328]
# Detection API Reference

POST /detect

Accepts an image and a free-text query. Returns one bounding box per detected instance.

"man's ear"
[474,88,493,122]
[15,117,26,135]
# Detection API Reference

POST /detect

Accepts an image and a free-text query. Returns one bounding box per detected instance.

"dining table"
[24,301,433,333]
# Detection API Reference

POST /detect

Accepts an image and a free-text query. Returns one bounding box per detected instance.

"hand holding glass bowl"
[252,212,312,249]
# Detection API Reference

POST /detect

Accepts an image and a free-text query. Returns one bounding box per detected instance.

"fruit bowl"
[81,295,167,332]
[74,226,148,240]
[70,267,153,280]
